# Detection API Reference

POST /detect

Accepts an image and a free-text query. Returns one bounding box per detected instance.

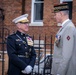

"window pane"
[34,3,43,21]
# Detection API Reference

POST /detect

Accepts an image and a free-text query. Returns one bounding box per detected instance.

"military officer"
[51,3,75,75]
[7,14,36,75]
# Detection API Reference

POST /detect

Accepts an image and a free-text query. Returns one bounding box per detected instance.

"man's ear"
[60,11,64,16]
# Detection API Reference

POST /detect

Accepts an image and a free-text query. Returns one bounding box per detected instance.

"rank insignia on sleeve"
[67,36,70,40]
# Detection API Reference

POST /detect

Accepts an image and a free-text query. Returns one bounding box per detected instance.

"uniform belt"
[18,55,30,58]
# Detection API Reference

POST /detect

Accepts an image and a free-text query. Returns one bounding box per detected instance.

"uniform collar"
[61,19,70,27]
[16,30,26,36]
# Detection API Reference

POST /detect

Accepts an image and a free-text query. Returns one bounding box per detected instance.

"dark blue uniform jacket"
[7,31,36,75]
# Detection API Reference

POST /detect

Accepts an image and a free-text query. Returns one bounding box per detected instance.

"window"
[60,0,73,19]
[30,0,44,26]
[60,0,72,3]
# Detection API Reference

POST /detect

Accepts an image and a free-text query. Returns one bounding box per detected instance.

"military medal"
[26,37,33,46]
[55,35,61,47]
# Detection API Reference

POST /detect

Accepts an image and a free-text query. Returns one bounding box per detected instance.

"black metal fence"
[31,35,53,75]
[0,27,10,75]
[0,27,54,75]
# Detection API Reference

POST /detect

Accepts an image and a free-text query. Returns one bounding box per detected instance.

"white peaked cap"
[12,14,29,23]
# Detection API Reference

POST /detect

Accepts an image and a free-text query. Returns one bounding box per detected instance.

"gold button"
[19,44,21,46]
[25,47,27,49]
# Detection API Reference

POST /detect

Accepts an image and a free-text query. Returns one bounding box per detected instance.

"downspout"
[22,0,25,15]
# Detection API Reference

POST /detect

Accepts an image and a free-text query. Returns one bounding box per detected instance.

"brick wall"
[0,0,60,42]
[0,0,60,36]
[0,0,75,36]
[0,53,8,75]
[72,0,76,26]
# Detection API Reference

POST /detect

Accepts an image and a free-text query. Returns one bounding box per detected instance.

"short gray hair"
[61,10,69,16]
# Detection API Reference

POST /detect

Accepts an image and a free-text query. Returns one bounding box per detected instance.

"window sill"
[29,22,43,26]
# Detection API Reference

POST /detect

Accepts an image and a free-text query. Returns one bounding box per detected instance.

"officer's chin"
[25,29,29,32]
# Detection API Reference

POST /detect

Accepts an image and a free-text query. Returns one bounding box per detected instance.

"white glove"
[25,65,32,74]
[21,70,26,74]
[22,65,32,74]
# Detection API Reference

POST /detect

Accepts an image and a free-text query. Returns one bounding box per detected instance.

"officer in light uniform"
[51,3,75,75]
[66,29,76,75]
[7,14,36,75]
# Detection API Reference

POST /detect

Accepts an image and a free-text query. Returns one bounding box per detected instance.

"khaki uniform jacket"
[51,20,75,75]
[66,29,76,75]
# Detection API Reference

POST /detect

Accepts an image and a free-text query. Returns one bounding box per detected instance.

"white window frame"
[30,0,44,26]
[60,0,73,3]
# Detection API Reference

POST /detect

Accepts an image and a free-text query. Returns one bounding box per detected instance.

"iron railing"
[31,35,53,75]
[0,28,54,75]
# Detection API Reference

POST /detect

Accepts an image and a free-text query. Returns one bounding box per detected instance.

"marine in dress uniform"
[51,3,75,75]
[7,14,36,75]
